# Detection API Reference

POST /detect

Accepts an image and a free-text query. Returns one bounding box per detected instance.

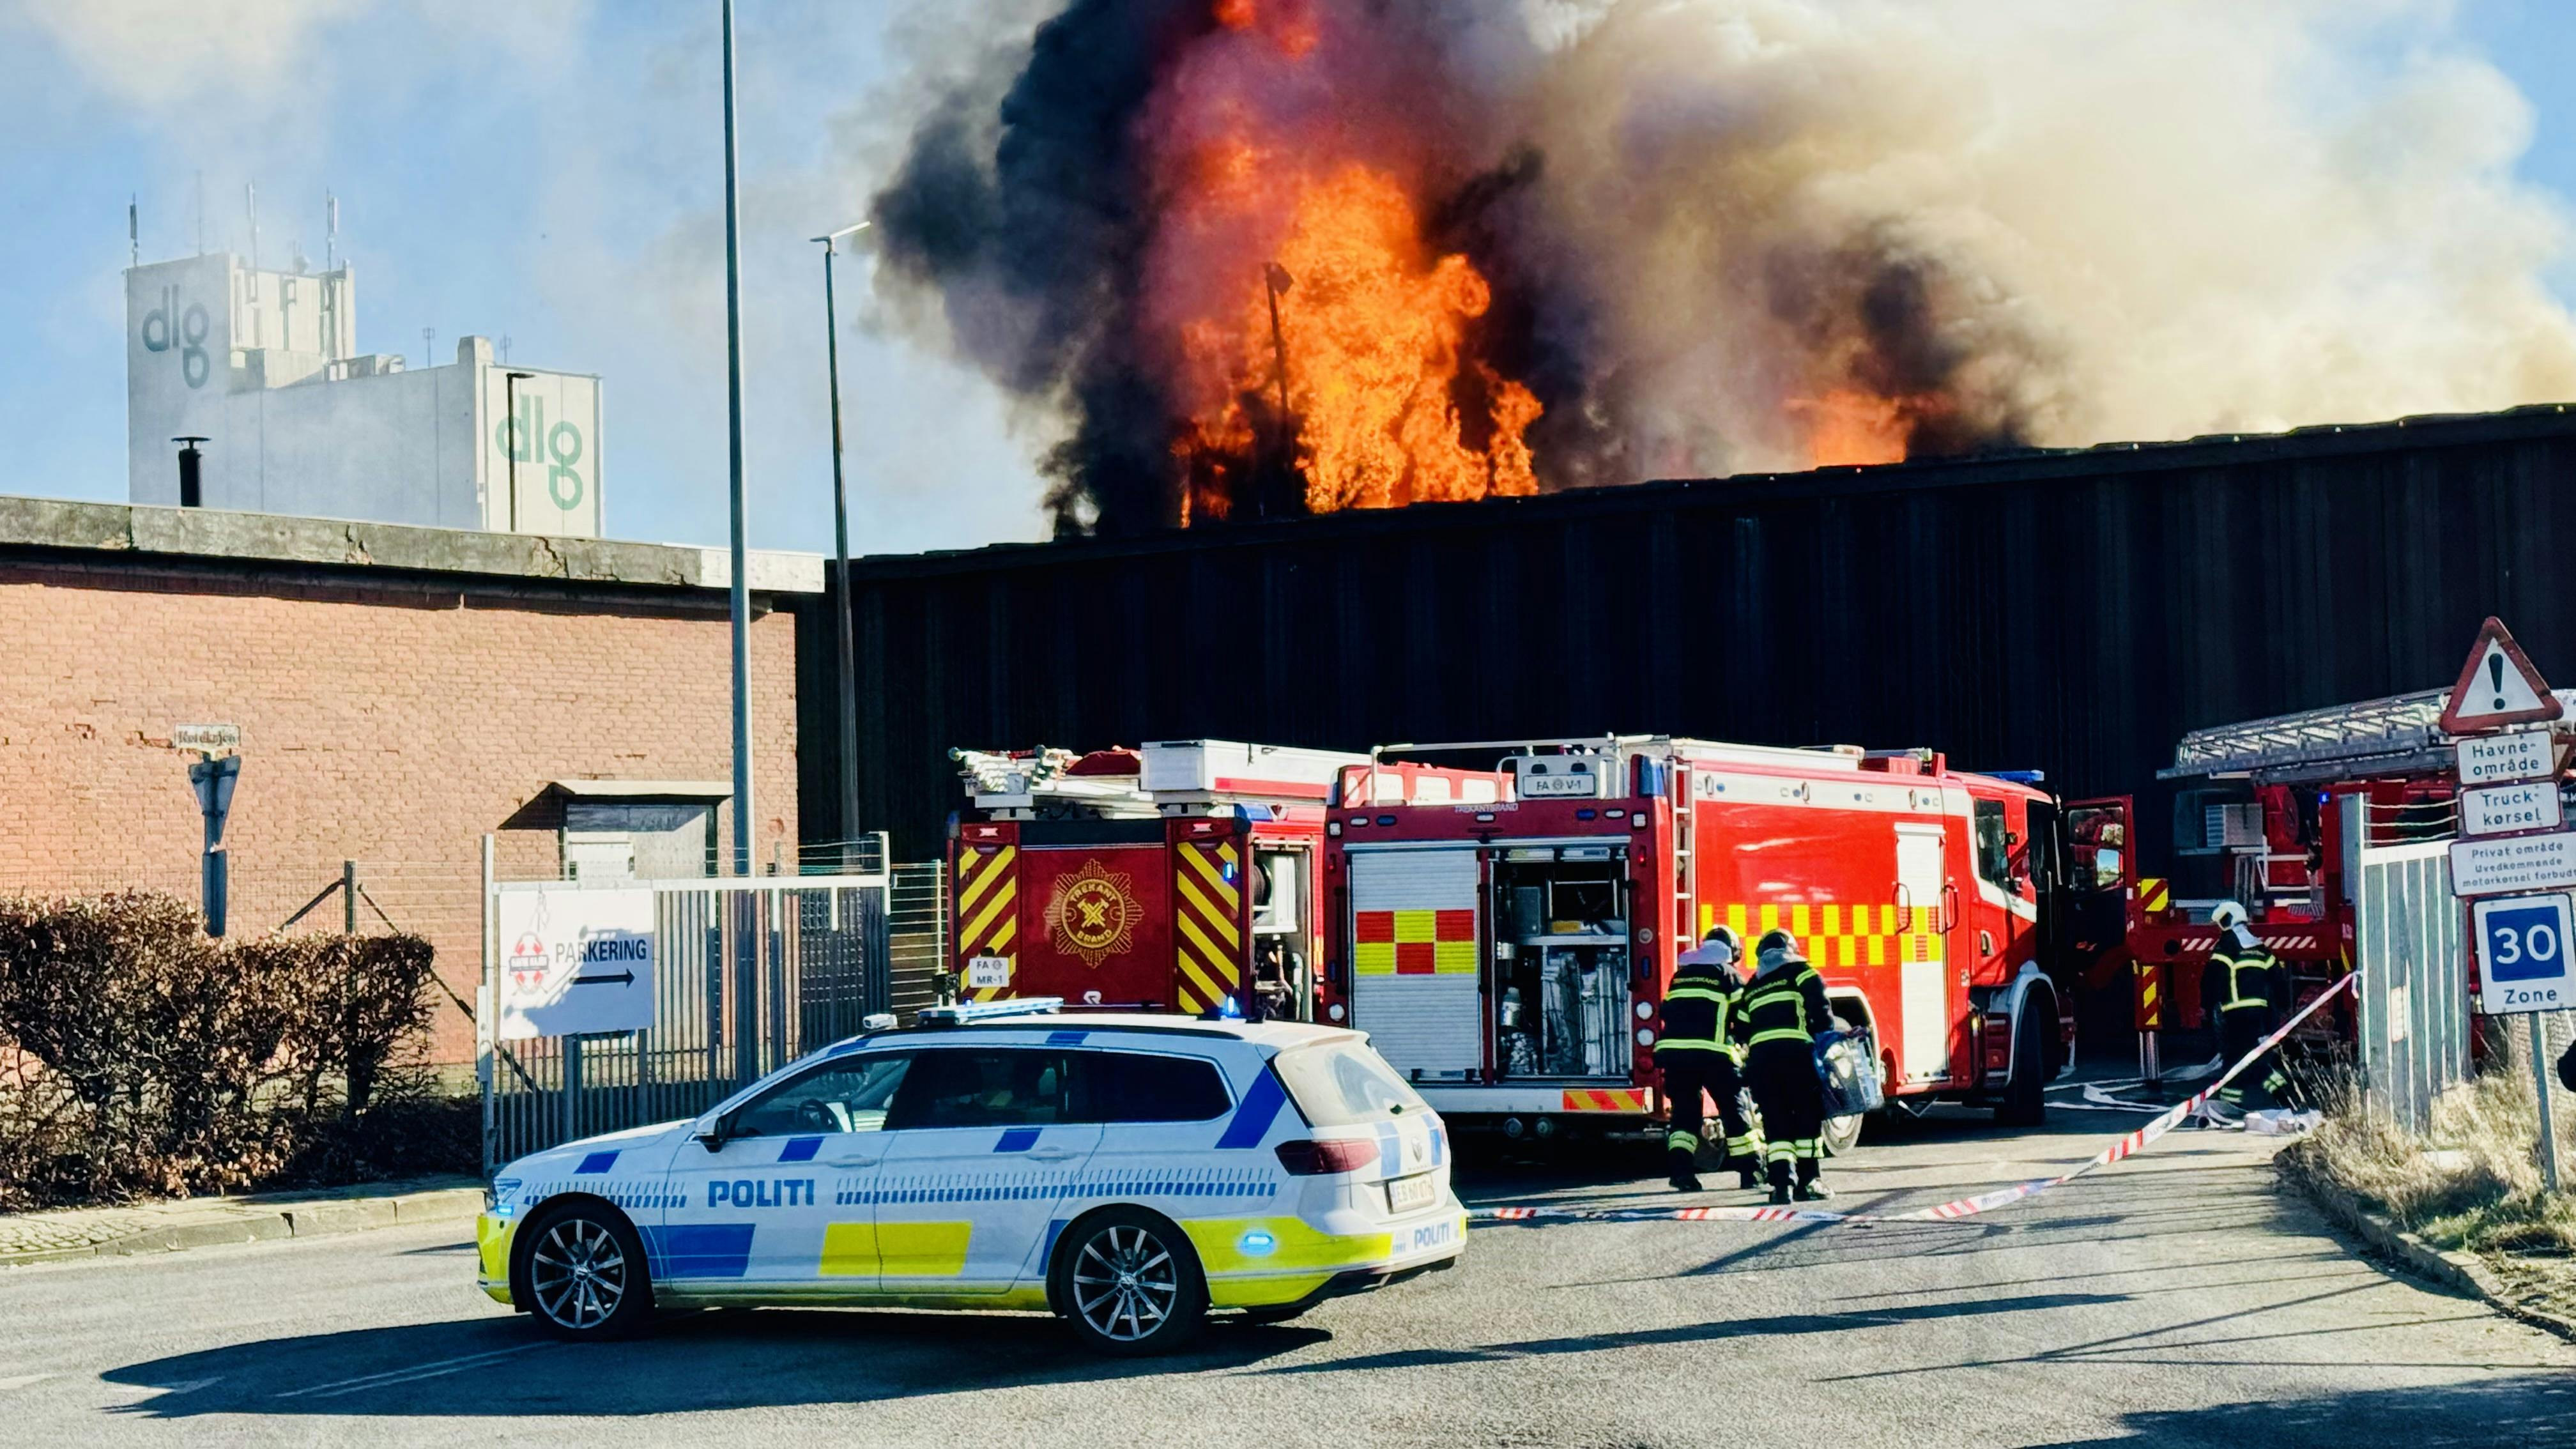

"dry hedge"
[0,891,456,1209]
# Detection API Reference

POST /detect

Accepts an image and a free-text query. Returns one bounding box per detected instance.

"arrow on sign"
[571,971,636,987]
[2441,617,2563,734]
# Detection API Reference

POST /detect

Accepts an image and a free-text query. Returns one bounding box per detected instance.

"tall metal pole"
[721,0,753,878]
[2533,1014,2563,1192]
[813,224,868,864]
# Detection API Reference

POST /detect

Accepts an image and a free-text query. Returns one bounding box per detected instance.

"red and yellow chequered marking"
[2137,878,2170,916]
[1174,841,1243,1015]
[1354,908,1478,976]
[1561,1089,1645,1113]
[953,845,1019,1002]
[1718,901,1945,969]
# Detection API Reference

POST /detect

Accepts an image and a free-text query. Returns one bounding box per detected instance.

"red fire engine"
[944,741,1367,1020]
[2066,688,2533,1077]
[1320,736,2078,1146]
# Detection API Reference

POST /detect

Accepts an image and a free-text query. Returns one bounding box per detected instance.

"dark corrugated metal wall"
[795,406,2576,862]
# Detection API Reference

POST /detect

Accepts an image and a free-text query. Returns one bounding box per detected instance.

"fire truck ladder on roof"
[2159,686,2576,785]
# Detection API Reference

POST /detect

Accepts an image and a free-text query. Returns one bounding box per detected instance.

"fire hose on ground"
[1466,970,2357,1229]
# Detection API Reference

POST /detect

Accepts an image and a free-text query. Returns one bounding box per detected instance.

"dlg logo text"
[141,286,212,389]
[496,395,586,511]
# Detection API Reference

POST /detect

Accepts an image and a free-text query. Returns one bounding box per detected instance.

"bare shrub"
[0,893,451,1209]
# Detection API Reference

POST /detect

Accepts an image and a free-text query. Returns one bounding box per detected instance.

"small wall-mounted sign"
[172,723,241,754]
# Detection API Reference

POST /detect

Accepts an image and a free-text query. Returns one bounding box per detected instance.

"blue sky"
[3,1,2575,557]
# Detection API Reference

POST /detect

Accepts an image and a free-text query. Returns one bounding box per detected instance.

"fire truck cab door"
[1893,822,1953,1082]
[2063,795,2136,954]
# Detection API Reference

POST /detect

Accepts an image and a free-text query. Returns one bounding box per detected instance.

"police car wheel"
[1054,1209,1206,1356]
[519,1203,653,1340]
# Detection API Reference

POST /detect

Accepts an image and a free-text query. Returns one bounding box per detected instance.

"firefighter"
[1737,928,1836,1203]
[1654,926,1762,1193]
[2204,901,2297,1109]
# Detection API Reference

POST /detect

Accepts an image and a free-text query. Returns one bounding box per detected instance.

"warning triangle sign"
[2440,617,2563,733]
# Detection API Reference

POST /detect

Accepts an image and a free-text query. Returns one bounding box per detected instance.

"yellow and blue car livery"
[478,1013,1464,1326]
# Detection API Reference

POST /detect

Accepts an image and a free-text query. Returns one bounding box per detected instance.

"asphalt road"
[3,1105,2572,1448]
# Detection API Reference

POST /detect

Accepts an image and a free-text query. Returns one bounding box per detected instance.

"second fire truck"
[1320,736,2080,1147]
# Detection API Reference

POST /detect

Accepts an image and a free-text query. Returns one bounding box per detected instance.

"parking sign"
[2473,893,2575,1015]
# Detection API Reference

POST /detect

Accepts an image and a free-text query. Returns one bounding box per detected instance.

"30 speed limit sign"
[2473,892,2576,1015]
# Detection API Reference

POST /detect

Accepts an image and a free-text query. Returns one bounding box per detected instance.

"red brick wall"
[0,556,801,1064]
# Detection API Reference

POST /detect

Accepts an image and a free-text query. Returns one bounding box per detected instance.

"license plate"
[964,956,1011,989]
[1386,1171,1438,1214]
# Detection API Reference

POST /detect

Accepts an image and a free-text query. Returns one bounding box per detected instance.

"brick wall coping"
[0,495,824,595]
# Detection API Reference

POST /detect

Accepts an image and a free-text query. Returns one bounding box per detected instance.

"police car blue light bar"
[916,997,1065,1026]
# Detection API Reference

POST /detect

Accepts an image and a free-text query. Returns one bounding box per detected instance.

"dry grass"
[2290,1061,2576,1260]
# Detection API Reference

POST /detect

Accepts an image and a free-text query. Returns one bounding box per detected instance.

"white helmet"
[2209,900,2248,930]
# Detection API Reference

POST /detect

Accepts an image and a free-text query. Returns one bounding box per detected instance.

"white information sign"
[495,886,657,1041]
[2462,781,2565,838]
[2454,729,2557,787]
[2473,893,2575,1015]
[172,723,240,753]
[964,956,1013,990]
[2450,830,2576,899]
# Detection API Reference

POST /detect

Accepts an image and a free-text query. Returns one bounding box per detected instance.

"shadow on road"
[100,1307,1328,1420]
[1249,1289,2131,1374]
[2050,1373,2576,1448]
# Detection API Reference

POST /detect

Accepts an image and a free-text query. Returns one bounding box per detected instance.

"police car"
[476,1001,1466,1355]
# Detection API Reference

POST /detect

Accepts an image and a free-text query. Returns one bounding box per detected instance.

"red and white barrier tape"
[1468,971,2356,1229]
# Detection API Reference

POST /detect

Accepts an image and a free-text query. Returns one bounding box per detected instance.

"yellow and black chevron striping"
[953,845,1019,1001]
[1701,901,1945,968]
[1173,840,1243,1015]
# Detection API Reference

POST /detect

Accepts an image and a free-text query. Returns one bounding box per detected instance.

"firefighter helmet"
[1678,924,1741,970]
[2210,900,2248,930]
[1754,928,1806,970]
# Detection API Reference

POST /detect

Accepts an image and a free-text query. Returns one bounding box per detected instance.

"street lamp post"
[721,0,752,878]
[812,222,870,864]
[503,371,533,532]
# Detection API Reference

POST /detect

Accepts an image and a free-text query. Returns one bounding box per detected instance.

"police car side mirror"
[695,1117,727,1152]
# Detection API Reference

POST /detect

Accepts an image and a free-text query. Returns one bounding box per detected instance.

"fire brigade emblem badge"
[1047,860,1137,968]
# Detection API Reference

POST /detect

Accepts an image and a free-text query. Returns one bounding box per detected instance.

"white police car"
[477,1001,1466,1354]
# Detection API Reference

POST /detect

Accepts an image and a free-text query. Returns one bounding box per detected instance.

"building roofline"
[0,495,824,595]
[843,401,2576,583]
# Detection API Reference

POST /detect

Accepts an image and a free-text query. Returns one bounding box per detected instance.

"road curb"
[2276,1154,2576,1344]
[0,1180,482,1269]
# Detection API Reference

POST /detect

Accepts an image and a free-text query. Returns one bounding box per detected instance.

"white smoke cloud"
[1515,0,2576,474]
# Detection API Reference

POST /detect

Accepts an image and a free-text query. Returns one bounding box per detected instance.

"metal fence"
[479,868,894,1172]
[2353,839,2471,1133]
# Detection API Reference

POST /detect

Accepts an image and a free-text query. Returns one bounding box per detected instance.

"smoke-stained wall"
[802,406,2576,862]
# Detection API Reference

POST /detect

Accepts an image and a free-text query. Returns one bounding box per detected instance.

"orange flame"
[1791,388,1914,468]
[1160,0,1535,524]
[1174,165,1540,519]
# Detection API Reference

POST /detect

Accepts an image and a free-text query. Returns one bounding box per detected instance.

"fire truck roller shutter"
[1347,848,1482,1082]
[1893,823,1952,1082]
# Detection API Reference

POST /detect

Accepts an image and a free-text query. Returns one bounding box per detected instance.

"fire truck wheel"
[1994,1004,2051,1127]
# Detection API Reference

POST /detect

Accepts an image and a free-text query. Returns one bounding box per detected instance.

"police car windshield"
[1271,1041,1428,1127]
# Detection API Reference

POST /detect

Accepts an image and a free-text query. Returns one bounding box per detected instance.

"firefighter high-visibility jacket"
[1655,962,1744,1060]
[1734,960,1832,1050]
[2202,930,2294,1021]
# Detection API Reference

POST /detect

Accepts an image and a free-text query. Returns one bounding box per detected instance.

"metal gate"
[2352,839,2471,1133]
[477,869,893,1172]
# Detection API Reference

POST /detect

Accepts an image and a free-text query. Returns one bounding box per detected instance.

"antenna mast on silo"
[326,191,338,272]
[128,196,138,267]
